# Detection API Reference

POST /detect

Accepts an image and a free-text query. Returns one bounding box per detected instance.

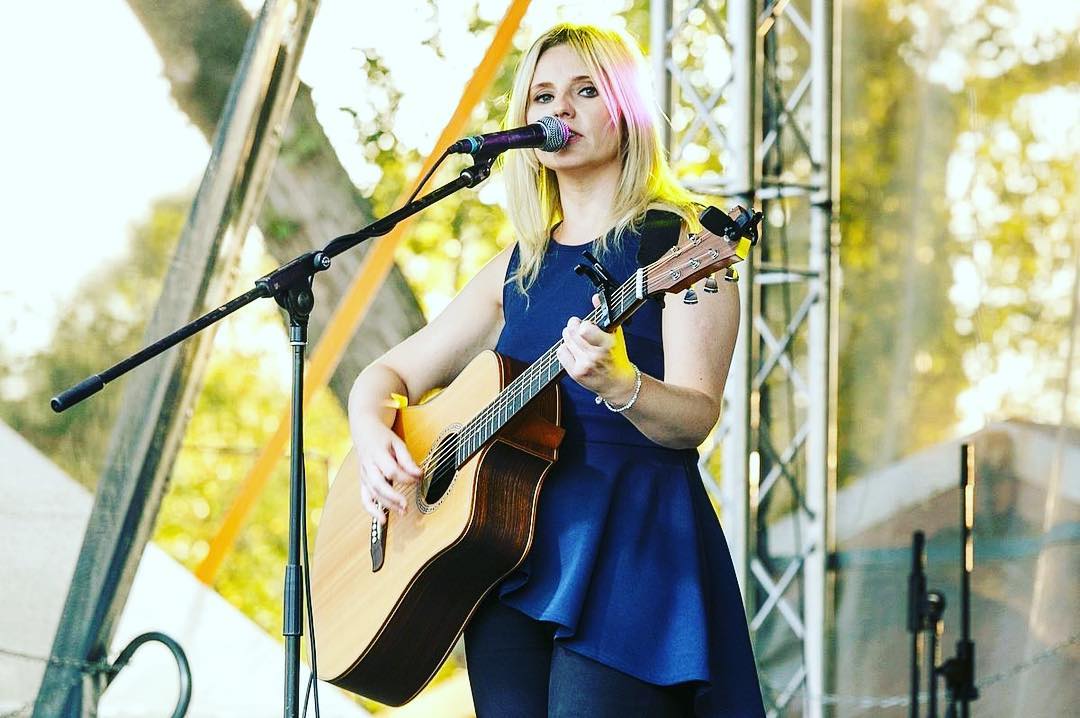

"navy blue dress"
[493,223,766,717]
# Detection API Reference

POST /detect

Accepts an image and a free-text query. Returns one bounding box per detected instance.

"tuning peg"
[724,267,740,283]
[703,275,719,293]
[683,287,699,305]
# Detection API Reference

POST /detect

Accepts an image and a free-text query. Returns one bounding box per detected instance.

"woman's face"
[525,44,622,176]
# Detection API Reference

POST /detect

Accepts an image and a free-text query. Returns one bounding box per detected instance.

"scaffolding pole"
[653,0,838,714]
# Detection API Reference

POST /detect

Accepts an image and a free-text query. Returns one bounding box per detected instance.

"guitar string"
[380,241,729,510]
[399,239,733,507]
[394,246,719,508]
[434,268,646,452]
[404,279,635,487]
[387,277,641,507]
[455,240,724,457]
[460,287,625,440]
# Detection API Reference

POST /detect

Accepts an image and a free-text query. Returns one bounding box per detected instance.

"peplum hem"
[495,442,763,715]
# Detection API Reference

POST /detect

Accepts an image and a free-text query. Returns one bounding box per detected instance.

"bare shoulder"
[469,242,516,306]
[377,243,516,400]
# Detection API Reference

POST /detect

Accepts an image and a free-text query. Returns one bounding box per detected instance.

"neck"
[552,161,622,245]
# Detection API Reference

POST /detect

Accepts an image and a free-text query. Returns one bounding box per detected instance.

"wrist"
[595,364,642,413]
[610,364,638,403]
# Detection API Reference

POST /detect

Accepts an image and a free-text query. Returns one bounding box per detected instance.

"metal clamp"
[574,250,618,329]
[103,632,192,718]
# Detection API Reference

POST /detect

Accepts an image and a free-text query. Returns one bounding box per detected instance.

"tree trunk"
[126,0,425,403]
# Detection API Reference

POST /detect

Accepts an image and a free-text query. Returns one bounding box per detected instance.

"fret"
[455,273,640,468]
[545,358,559,383]
[447,213,758,468]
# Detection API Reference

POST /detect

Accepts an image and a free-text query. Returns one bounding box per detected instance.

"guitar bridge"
[370,513,386,572]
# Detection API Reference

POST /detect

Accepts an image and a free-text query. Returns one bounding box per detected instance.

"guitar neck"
[450,204,760,468]
[454,269,647,467]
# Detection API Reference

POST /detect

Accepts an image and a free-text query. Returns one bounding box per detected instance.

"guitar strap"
[635,208,685,308]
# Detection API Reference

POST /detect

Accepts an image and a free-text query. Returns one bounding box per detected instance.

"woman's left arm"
[558,275,740,449]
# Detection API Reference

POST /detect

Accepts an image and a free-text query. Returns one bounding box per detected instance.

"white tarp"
[0,420,367,717]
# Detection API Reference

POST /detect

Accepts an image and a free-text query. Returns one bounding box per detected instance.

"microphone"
[449,116,571,157]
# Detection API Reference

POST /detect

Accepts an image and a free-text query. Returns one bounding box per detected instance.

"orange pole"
[195,0,532,585]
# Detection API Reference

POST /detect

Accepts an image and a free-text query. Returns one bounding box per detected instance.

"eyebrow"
[529,75,593,92]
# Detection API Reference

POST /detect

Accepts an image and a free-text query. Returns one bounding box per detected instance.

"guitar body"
[311,350,564,706]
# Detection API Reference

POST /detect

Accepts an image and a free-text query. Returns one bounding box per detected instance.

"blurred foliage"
[838,0,1079,479]
[154,359,350,638]
[346,13,514,320]
[0,197,184,488]
[837,0,967,479]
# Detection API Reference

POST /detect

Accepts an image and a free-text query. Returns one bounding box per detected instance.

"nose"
[549,91,575,119]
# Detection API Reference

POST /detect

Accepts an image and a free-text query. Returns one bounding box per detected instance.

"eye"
[533,92,553,103]
[579,85,599,97]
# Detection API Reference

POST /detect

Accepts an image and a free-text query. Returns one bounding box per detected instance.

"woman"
[347,23,765,717]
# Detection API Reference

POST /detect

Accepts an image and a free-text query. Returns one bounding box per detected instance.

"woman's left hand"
[556,313,638,405]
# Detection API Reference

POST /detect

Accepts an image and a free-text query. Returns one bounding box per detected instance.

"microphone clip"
[459,154,496,188]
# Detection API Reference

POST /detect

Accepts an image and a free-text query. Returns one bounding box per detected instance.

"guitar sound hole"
[423,432,459,506]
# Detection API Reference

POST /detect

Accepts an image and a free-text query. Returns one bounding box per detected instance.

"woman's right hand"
[352,416,422,525]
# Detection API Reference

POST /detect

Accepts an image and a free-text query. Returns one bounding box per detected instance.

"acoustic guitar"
[310,205,761,705]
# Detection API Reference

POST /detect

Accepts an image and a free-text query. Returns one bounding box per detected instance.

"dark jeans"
[464,595,693,718]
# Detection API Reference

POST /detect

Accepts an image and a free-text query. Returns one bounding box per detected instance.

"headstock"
[645,204,762,297]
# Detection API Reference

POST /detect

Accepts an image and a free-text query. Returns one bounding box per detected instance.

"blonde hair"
[501,23,698,291]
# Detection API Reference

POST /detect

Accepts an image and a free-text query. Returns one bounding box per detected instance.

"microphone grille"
[537,116,572,152]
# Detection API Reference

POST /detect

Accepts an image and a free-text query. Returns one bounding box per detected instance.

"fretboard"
[454,268,647,467]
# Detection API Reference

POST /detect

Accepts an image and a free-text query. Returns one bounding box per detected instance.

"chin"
[539,151,618,175]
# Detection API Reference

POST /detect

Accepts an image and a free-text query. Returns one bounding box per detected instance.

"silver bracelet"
[595,364,642,413]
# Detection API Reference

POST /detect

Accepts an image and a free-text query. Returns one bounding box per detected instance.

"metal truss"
[652,1,839,716]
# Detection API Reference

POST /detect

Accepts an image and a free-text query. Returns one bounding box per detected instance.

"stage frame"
[651,1,840,714]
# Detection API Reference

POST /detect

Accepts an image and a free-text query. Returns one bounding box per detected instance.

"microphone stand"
[906,444,979,718]
[52,154,497,718]
[908,531,927,718]
[926,590,945,718]
[937,444,979,717]
[908,532,947,718]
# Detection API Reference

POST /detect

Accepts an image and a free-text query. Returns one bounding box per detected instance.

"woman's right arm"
[348,244,515,523]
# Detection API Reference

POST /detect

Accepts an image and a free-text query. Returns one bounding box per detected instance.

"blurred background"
[0,0,1077,716]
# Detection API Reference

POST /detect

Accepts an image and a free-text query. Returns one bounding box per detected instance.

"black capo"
[574,250,618,330]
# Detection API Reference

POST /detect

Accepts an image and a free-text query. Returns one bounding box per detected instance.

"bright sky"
[0,1,208,355]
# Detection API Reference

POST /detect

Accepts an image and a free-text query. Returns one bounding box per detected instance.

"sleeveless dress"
[493,219,766,717]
